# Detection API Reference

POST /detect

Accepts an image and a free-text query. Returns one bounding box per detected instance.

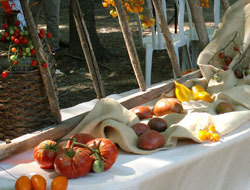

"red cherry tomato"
[15,28,20,34]
[14,32,19,38]
[4,31,8,37]
[38,33,44,39]
[46,32,52,39]
[54,147,93,178]
[12,60,18,65]
[40,29,45,34]
[3,23,8,29]
[33,140,62,169]
[21,38,28,44]
[10,35,15,41]
[41,62,47,69]
[32,60,38,66]
[87,138,118,171]
[234,45,239,51]
[14,38,20,44]
[218,52,225,59]
[1,71,7,78]
[66,133,95,148]
[31,49,36,55]
[224,56,232,66]
[15,20,21,26]
[0,36,5,41]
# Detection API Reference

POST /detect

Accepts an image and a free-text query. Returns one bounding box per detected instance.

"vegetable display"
[32,134,118,180]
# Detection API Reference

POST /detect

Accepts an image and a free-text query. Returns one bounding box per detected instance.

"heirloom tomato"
[33,140,62,169]
[87,138,118,171]
[54,147,92,178]
[66,133,95,148]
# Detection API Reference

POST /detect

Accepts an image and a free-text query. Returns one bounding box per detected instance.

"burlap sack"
[64,0,250,154]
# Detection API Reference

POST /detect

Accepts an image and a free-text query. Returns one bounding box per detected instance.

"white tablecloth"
[1,88,250,190]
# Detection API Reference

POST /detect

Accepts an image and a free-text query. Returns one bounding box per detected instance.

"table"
[0,89,250,190]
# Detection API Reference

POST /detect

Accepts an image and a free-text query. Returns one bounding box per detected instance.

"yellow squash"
[174,81,194,102]
[191,85,212,102]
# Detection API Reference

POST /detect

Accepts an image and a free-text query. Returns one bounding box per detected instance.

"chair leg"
[190,40,201,68]
[182,45,192,70]
[173,46,180,78]
[145,45,154,86]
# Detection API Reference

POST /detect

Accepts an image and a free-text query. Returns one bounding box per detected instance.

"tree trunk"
[69,0,106,61]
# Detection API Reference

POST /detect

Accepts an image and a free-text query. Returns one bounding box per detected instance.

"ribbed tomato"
[87,138,118,171]
[33,140,62,169]
[54,147,92,179]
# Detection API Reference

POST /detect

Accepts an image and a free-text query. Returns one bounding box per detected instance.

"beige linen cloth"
[64,0,250,154]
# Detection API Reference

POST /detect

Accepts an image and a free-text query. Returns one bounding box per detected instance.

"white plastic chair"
[136,0,191,86]
[184,0,221,67]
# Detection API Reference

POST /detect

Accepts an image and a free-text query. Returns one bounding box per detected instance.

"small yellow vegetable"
[174,81,194,102]
[191,85,212,103]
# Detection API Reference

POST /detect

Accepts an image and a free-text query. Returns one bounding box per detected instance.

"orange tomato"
[31,174,46,190]
[15,176,32,190]
[51,176,68,190]
[198,130,206,141]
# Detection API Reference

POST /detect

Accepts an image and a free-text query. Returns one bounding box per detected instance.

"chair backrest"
[136,0,188,50]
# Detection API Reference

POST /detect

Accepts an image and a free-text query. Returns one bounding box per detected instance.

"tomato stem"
[73,142,96,153]
[55,138,75,147]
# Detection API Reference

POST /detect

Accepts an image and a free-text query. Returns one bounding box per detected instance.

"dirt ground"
[54,0,236,109]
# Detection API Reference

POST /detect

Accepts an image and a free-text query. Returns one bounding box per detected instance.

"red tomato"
[16,20,21,26]
[33,140,62,169]
[1,71,7,78]
[66,133,95,148]
[46,32,52,39]
[32,60,38,66]
[40,29,45,34]
[41,62,47,69]
[54,147,92,178]
[3,23,8,29]
[87,138,118,171]
[31,49,36,55]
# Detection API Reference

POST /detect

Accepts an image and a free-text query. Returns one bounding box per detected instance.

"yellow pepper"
[191,85,205,93]
[174,81,194,102]
[191,85,212,103]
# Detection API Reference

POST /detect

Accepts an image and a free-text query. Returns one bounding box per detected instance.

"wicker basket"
[0,68,56,140]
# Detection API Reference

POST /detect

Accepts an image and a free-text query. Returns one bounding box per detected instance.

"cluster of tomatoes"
[1,20,51,78]
[102,0,155,28]
[33,133,118,179]
[15,174,68,190]
[200,0,209,8]
[217,44,248,79]
[198,124,220,142]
